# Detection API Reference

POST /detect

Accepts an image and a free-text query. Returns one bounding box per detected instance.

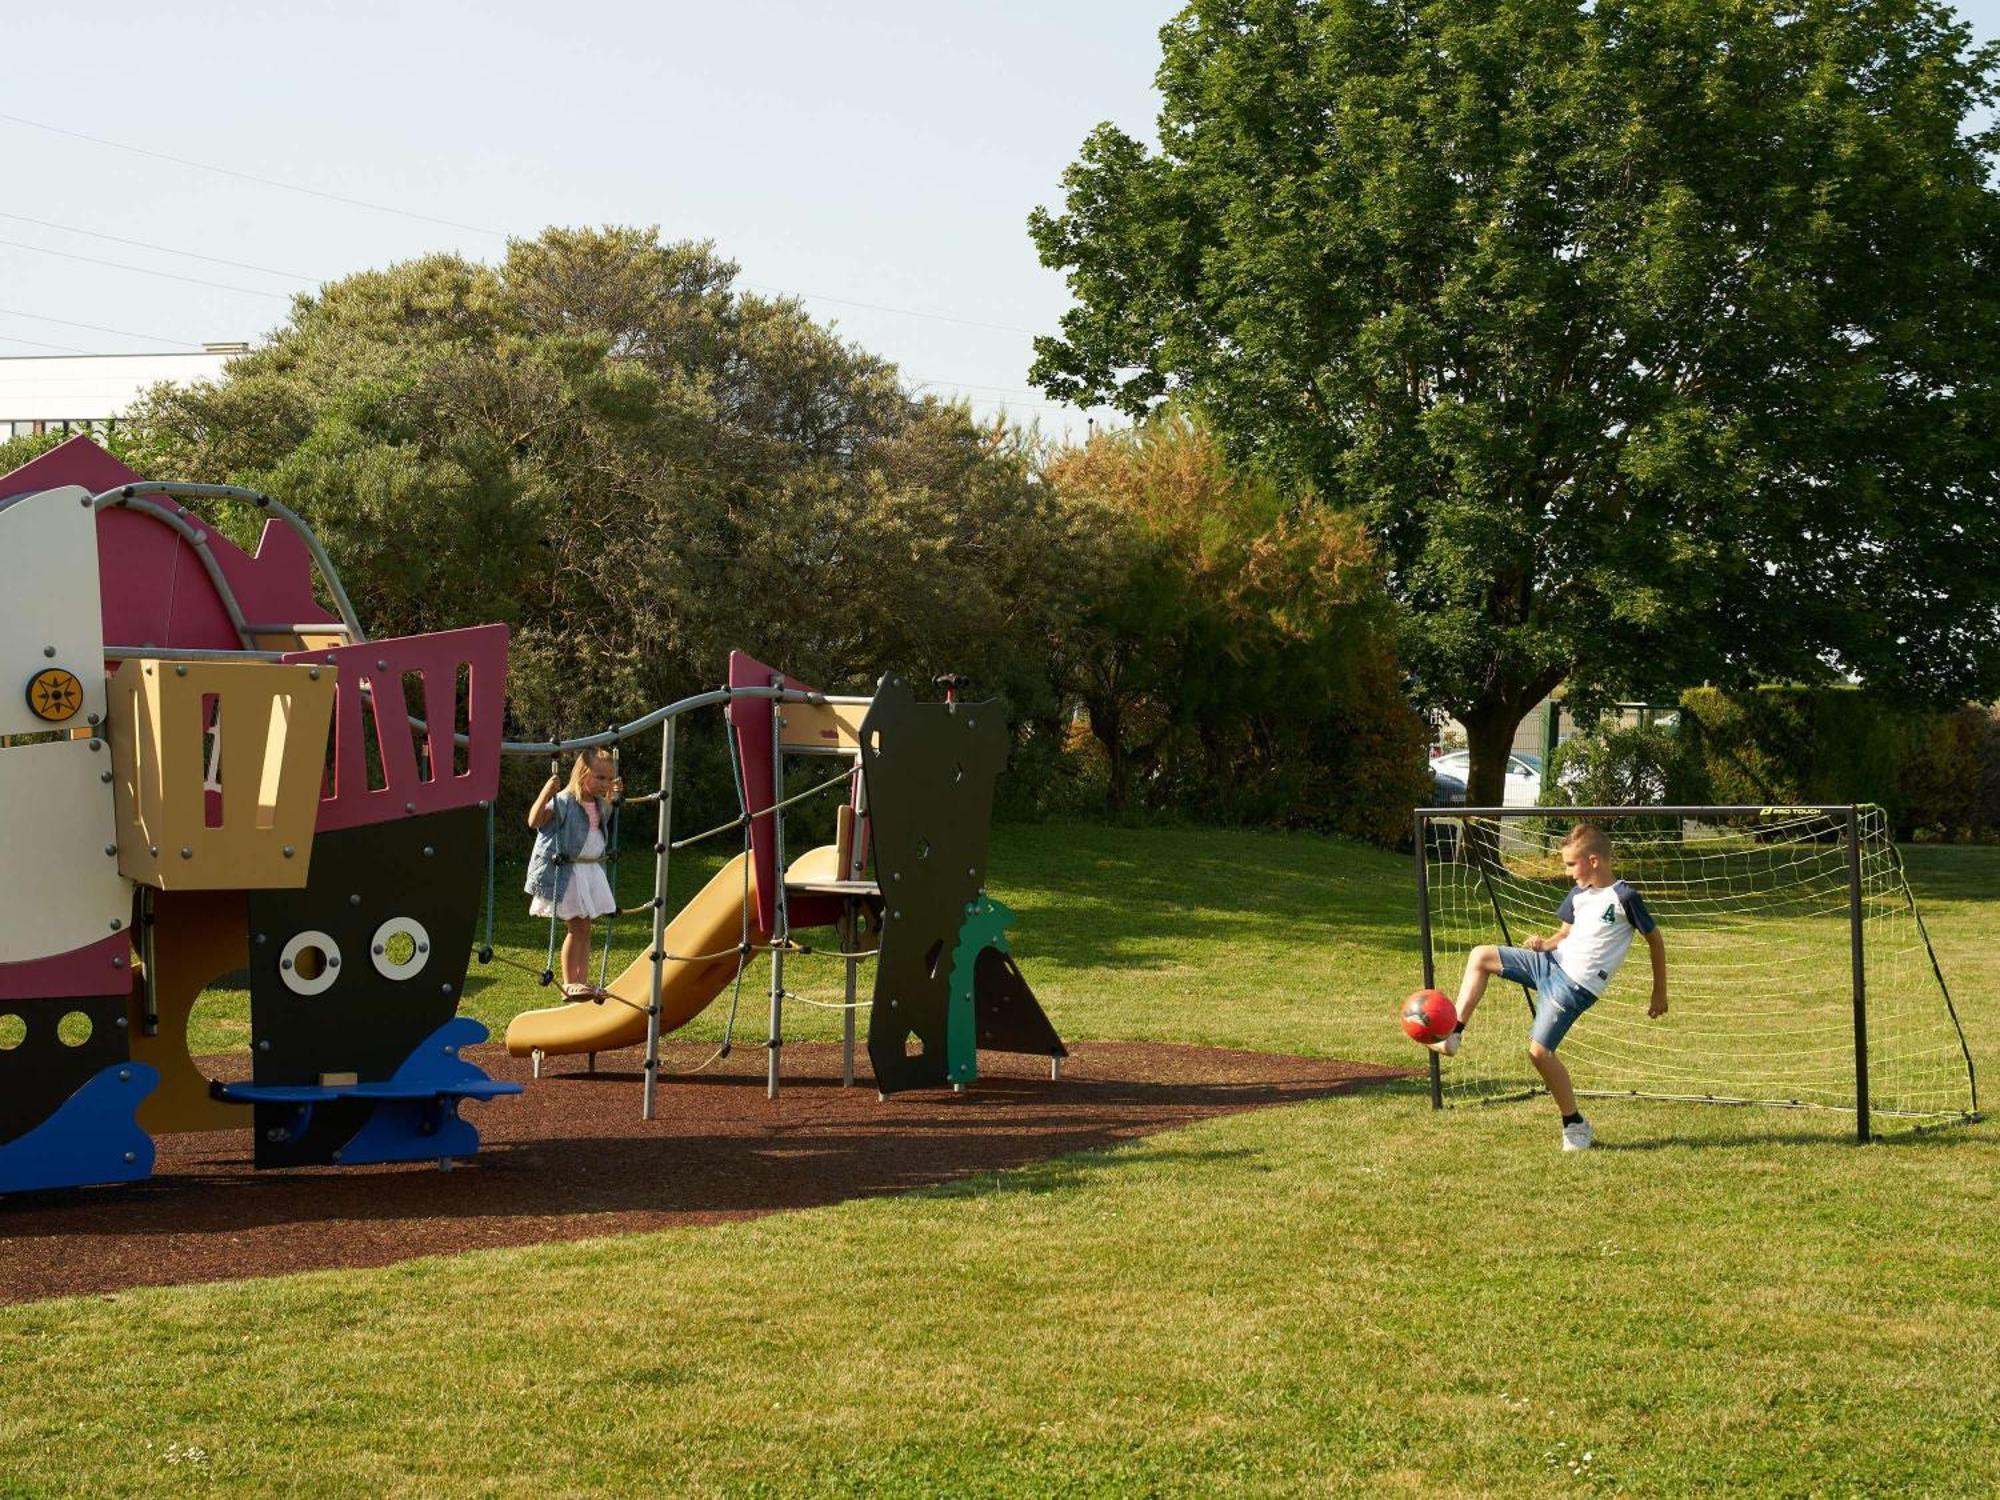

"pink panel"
[211,518,339,636]
[0,437,339,653]
[727,650,824,933]
[288,625,509,832]
[100,504,238,651]
[0,933,130,1002]
[0,434,136,500]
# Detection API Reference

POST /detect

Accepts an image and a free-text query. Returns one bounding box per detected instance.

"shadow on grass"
[1896,844,2000,907]
[1546,1113,1984,1153]
[0,1048,1403,1303]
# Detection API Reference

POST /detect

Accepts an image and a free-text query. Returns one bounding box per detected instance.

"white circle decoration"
[278,930,341,996]
[370,917,432,981]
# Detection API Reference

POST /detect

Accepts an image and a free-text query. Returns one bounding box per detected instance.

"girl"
[525,747,623,995]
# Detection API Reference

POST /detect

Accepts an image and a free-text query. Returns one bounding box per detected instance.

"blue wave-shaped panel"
[0,1063,158,1194]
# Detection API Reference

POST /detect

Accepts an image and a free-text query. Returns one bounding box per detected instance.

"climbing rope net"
[471,704,879,1077]
[1419,806,1978,1128]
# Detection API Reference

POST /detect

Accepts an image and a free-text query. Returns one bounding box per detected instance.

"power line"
[0,212,321,282]
[766,291,1037,337]
[0,238,295,301]
[0,308,204,349]
[0,111,1046,340]
[0,113,1075,408]
[0,332,96,356]
[0,111,506,238]
[910,375,1052,398]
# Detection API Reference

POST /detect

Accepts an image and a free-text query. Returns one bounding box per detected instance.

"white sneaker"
[1561,1118,1595,1151]
[1426,1030,1461,1057]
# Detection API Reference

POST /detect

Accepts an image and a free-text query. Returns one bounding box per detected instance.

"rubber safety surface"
[0,1041,1404,1305]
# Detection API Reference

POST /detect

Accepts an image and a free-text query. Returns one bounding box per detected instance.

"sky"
[2,0,1994,443]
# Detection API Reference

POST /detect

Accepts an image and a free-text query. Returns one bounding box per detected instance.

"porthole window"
[279,930,341,996]
[370,917,432,982]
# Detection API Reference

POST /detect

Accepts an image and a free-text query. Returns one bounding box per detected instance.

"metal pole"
[842,897,857,1087]
[595,741,621,992]
[1415,804,1863,819]
[139,886,159,1037]
[493,687,871,759]
[1415,811,1441,1110]
[94,482,368,645]
[1848,804,1871,1145]
[480,798,496,962]
[845,753,869,1088]
[641,717,676,1121]
[89,490,268,649]
[767,679,790,1101]
[1888,838,1979,1118]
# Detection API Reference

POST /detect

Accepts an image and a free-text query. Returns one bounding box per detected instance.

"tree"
[124,227,1081,823]
[1029,0,2000,807]
[1041,412,1428,836]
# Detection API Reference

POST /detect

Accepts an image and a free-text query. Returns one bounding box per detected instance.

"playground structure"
[0,437,1064,1196]
[497,648,1066,1113]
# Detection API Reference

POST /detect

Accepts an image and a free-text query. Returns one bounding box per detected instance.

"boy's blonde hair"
[564,747,614,801]
[1563,823,1612,861]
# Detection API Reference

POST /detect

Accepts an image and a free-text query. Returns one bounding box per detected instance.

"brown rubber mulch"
[0,1041,1404,1306]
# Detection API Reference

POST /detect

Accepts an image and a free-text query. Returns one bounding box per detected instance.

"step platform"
[212,1017,521,1168]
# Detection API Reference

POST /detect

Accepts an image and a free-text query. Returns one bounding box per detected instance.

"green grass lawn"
[4,828,1995,1497]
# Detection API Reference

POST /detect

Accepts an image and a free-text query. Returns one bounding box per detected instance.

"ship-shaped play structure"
[0,439,1064,1197]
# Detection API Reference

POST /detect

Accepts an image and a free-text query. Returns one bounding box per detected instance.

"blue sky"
[2,1,1993,441]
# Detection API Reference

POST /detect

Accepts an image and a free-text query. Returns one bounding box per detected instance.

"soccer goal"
[1414,804,1979,1142]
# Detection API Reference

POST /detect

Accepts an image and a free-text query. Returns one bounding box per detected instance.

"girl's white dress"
[530,812,618,921]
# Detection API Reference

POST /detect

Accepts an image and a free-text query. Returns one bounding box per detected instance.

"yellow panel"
[108,657,337,891]
[784,843,844,885]
[130,889,252,1135]
[777,702,868,754]
[248,630,348,654]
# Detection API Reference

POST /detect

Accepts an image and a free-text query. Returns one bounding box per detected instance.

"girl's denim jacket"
[524,792,609,904]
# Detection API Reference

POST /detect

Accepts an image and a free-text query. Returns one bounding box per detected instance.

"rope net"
[1421,808,1976,1124]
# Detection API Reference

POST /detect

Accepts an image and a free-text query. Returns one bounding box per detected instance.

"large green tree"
[1029,0,2000,806]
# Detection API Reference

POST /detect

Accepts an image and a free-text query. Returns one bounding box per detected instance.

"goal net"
[1417,805,1978,1136]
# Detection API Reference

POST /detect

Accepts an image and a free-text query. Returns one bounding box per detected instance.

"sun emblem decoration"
[25,667,85,723]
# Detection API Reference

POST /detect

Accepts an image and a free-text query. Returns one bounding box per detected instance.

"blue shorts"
[1497,947,1599,1051]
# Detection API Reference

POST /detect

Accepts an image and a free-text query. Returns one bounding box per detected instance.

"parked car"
[1429,749,1542,807]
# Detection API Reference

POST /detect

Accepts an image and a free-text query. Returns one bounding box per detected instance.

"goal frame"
[1412,803,1979,1144]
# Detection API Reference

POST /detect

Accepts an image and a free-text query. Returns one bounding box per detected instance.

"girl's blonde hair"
[564,747,615,801]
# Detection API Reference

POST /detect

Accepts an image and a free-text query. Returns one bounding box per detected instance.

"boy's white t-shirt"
[1553,880,1656,996]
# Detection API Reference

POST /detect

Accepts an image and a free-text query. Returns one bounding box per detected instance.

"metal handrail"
[1418,804,1882,818]
[91,482,367,646]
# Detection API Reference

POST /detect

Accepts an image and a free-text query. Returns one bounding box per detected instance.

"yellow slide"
[502,844,841,1060]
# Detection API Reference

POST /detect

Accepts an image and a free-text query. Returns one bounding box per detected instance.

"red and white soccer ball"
[1401,988,1458,1045]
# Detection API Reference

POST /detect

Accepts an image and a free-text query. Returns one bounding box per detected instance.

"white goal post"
[1414,804,1979,1143]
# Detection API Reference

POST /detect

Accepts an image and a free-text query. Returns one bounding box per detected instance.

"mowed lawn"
[2,827,1994,1496]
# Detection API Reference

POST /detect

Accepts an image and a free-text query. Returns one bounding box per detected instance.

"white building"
[0,345,248,441]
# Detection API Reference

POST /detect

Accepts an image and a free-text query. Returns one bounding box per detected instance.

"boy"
[1430,823,1667,1150]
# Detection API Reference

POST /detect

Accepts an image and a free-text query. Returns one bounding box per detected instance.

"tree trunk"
[1089,697,1130,810]
[1460,704,1527,811]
